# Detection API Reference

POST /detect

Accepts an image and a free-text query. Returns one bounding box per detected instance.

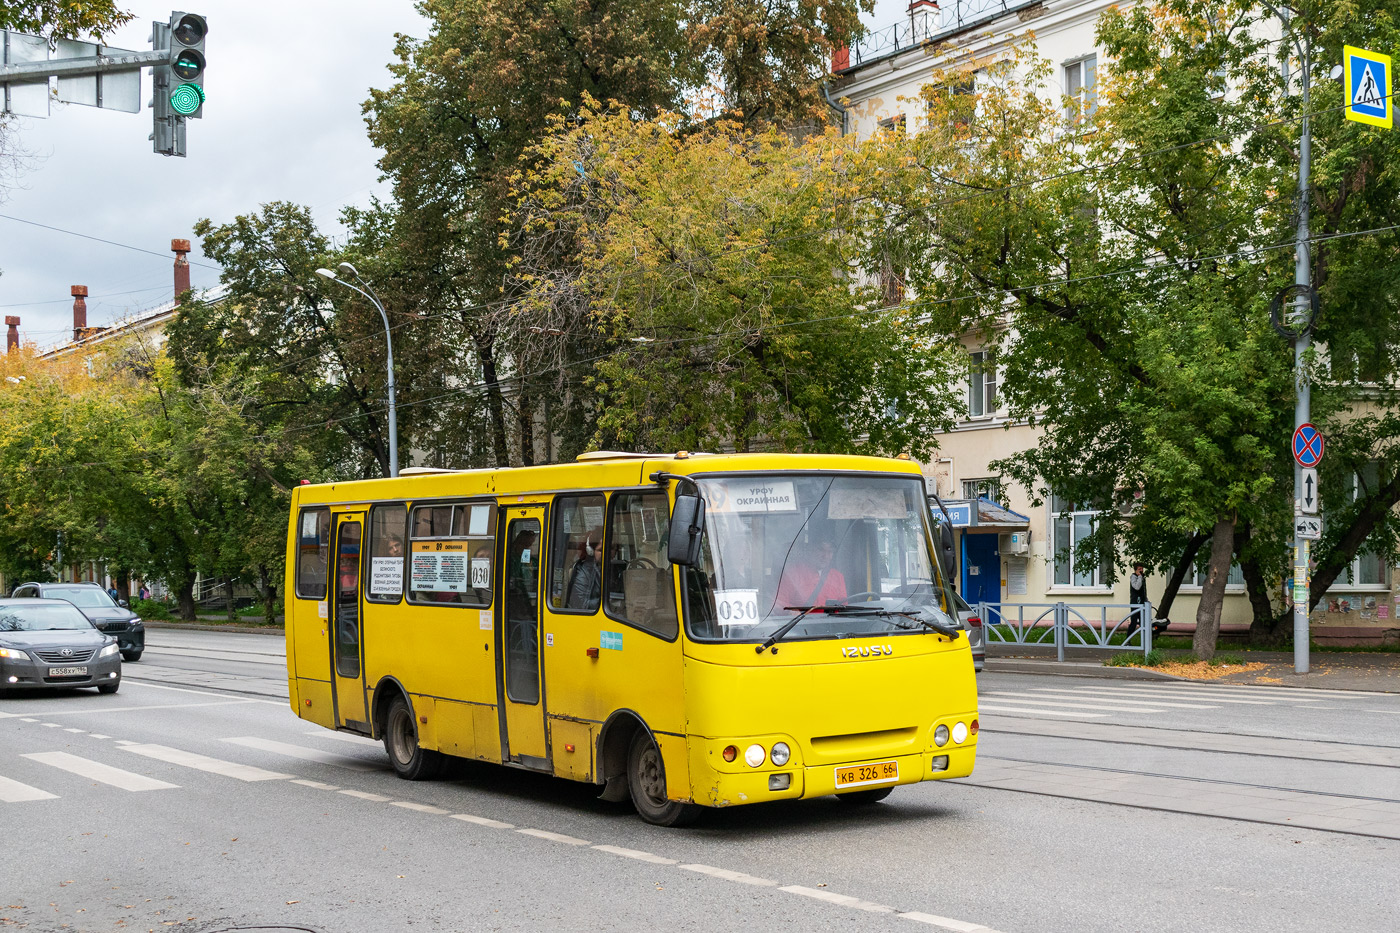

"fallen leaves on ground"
[1152,660,1269,679]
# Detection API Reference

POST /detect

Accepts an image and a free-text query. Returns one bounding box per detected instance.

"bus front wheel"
[383,694,444,781]
[627,731,700,827]
[836,786,893,805]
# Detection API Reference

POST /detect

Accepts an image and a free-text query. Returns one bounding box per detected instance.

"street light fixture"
[314,266,400,478]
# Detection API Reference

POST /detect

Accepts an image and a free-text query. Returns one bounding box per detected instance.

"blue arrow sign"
[1293,423,1325,468]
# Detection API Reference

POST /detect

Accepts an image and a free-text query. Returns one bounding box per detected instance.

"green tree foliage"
[0,1,131,39]
[513,108,963,456]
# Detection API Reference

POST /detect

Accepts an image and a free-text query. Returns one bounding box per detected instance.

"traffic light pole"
[0,48,167,81]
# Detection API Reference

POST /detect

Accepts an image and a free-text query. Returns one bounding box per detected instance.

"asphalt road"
[3,629,1398,933]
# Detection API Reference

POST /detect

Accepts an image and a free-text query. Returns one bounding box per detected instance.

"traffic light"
[168,12,206,118]
[149,12,205,157]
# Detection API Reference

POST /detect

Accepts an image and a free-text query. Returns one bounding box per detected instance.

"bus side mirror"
[939,523,956,583]
[669,493,706,567]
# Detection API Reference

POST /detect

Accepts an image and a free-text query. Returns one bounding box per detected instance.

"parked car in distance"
[9,582,145,661]
[950,591,985,672]
[0,598,122,694]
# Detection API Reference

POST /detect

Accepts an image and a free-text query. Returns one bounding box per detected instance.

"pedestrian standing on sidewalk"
[1126,563,1148,636]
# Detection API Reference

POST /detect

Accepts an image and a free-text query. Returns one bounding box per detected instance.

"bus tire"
[383,694,443,781]
[836,786,893,805]
[627,731,700,827]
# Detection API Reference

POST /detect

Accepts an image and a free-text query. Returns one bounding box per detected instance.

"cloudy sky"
[1,0,905,348]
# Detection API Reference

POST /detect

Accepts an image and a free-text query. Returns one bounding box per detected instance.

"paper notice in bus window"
[412,541,469,592]
[470,558,490,589]
[369,557,404,596]
[716,480,797,513]
[302,511,320,537]
[715,589,761,626]
[582,506,604,530]
[829,485,908,519]
[467,504,490,536]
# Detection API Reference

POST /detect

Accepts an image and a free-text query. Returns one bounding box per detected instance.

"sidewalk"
[986,646,1400,693]
[144,620,283,636]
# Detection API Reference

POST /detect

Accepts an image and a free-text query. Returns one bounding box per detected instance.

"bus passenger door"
[497,507,549,769]
[331,512,369,731]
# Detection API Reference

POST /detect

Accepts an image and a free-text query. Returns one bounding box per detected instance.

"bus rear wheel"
[836,786,893,805]
[627,731,700,827]
[383,694,443,781]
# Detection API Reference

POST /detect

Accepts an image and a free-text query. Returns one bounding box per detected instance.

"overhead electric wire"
[0,213,222,270]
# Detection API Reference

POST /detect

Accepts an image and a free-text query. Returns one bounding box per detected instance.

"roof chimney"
[71,285,88,341]
[909,0,939,14]
[4,316,18,354]
[172,238,191,302]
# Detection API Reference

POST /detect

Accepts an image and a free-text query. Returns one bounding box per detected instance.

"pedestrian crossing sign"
[1344,45,1392,129]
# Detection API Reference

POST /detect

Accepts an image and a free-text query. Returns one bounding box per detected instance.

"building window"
[878,113,906,135]
[1189,562,1245,588]
[1334,465,1390,587]
[1064,55,1097,123]
[962,478,1002,502]
[1051,494,1110,588]
[968,349,997,418]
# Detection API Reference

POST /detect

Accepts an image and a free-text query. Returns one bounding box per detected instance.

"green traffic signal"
[170,83,205,115]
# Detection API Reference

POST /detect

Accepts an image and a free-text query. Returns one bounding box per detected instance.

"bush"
[131,598,173,621]
[1106,649,1164,667]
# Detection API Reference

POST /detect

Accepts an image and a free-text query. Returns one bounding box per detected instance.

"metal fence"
[978,601,1154,662]
[840,1,1040,72]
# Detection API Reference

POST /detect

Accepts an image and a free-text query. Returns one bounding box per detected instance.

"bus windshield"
[683,473,956,643]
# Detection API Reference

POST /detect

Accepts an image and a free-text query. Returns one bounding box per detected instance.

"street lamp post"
[315,264,399,478]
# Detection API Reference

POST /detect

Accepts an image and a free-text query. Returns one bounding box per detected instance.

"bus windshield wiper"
[821,604,962,640]
[757,606,823,653]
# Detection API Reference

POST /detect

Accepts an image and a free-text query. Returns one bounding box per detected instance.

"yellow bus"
[284,452,978,825]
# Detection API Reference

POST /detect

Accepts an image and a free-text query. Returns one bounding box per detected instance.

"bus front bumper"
[688,746,977,808]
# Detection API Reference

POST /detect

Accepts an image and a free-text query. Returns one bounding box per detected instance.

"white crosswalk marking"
[22,752,178,791]
[1056,686,1274,706]
[977,704,1106,719]
[1012,690,1219,710]
[982,692,1169,713]
[0,774,59,803]
[221,736,381,770]
[122,744,293,782]
[306,729,381,747]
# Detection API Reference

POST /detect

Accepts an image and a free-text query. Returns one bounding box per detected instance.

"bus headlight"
[744,744,766,768]
[770,742,790,766]
[952,722,969,744]
[934,724,950,747]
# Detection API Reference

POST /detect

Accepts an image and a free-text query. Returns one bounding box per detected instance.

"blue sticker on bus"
[600,631,624,651]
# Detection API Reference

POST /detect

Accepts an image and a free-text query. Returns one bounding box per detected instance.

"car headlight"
[130,619,144,629]
[99,643,120,658]
[770,742,791,766]
[0,647,27,659]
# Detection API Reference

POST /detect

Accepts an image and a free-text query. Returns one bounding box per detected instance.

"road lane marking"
[306,729,381,747]
[516,828,590,846]
[1094,684,1328,702]
[593,844,677,864]
[1057,687,1274,705]
[89,734,111,739]
[119,679,285,705]
[221,736,381,770]
[391,801,449,814]
[982,692,1167,713]
[18,700,263,717]
[899,911,1005,931]
[679,864,778,886]
[450,813,513,829]
[113,739,137,746]
[291,779,339,790]
[1019,690,1219,710]
[20,718,38,722]
[338,789,391,801]
[0,774,59,802]
[0,712,17,719]
[977,704,1107,719]
[122,744,293,782]
[63,728,85,733]
[42,722,62,728]
[22,752,178,791]
[780,885,894,913]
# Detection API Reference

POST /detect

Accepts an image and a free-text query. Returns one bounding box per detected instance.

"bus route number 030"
[715,589,760,625]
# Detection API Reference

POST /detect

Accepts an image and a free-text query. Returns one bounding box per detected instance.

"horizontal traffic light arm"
[0,49,168,84]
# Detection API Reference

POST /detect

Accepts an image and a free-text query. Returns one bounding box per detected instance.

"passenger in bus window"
[566,532,602,611]
[775,537,847,609]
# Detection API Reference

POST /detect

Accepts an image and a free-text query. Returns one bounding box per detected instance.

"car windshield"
[682,473,956,643]
[44,587,115,609]
[0,604,96,631]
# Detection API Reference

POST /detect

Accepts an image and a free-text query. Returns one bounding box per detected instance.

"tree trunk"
[518,389,536,467]
[1156,532,1208,623]
[1237,523,1282,644]
[476,333,511,468]
[258,563,279,625]
[175,577,197,622]
[1193,518,1236,660]
[1308,468,1400,611]
[226,575,237,622]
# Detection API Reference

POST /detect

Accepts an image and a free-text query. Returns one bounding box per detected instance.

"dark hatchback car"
[0,598,122,694]
[10,582,144,660]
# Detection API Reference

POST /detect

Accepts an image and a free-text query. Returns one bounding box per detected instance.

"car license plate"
[48,666,88,677]
[835,760,898,788]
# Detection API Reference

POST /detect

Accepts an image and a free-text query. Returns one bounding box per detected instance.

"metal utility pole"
[1291,20,1313,675]
[315,265,400,478]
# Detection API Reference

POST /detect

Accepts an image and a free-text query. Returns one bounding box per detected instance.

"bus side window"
[366,505,407,603]
[407,501,496,607]
[603,491,678,639]
[296,508,331,600]
[549,495,606,613]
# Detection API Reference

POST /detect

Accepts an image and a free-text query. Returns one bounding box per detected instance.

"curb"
[983,657,1185,681]
[144,621,284,636]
